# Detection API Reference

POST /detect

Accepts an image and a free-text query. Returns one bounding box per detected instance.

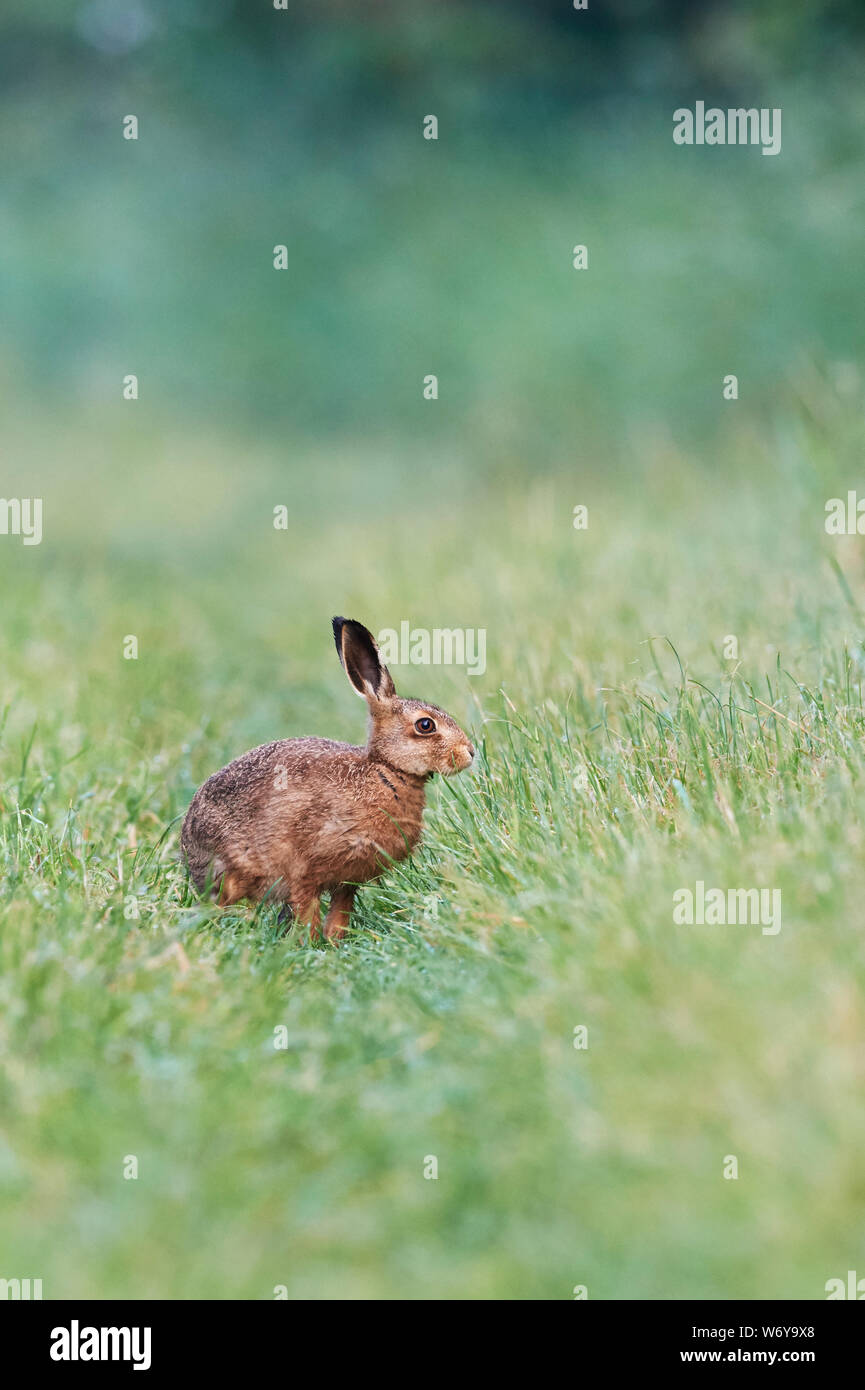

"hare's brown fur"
[181,619,474,942]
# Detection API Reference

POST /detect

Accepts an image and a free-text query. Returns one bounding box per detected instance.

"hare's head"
[333,617,475,778]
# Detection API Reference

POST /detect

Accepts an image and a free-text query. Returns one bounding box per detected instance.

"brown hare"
[181,618,475,942]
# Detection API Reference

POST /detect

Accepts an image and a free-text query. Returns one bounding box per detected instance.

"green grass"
[4,9,865,1298]
[2,387,865,1299]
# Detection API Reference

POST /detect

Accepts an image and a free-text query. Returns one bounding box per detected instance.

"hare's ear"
[332,618,396,702]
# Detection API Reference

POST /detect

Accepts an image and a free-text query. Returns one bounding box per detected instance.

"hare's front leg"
[323,884,356,942]
[288,891,321,943]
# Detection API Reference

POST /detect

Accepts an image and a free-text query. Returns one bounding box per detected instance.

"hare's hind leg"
[216,866,250,906]
[291,891,321,944]
[323,884,357,942]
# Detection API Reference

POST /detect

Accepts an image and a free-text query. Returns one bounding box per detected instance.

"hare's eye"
[415,717,436,734]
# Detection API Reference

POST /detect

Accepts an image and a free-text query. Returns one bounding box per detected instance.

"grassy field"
[2,383,865,1300]
[3,7,865,1300]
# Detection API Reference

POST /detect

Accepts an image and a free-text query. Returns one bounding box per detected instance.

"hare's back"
[192,736,358,810]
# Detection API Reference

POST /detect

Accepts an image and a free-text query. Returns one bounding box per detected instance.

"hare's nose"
[466,742,475,760]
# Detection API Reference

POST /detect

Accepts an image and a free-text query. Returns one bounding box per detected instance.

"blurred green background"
[2,0,865,1300]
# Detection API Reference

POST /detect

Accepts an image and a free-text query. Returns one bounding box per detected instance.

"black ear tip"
[333,616,376,651]
[334,616,370,639]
